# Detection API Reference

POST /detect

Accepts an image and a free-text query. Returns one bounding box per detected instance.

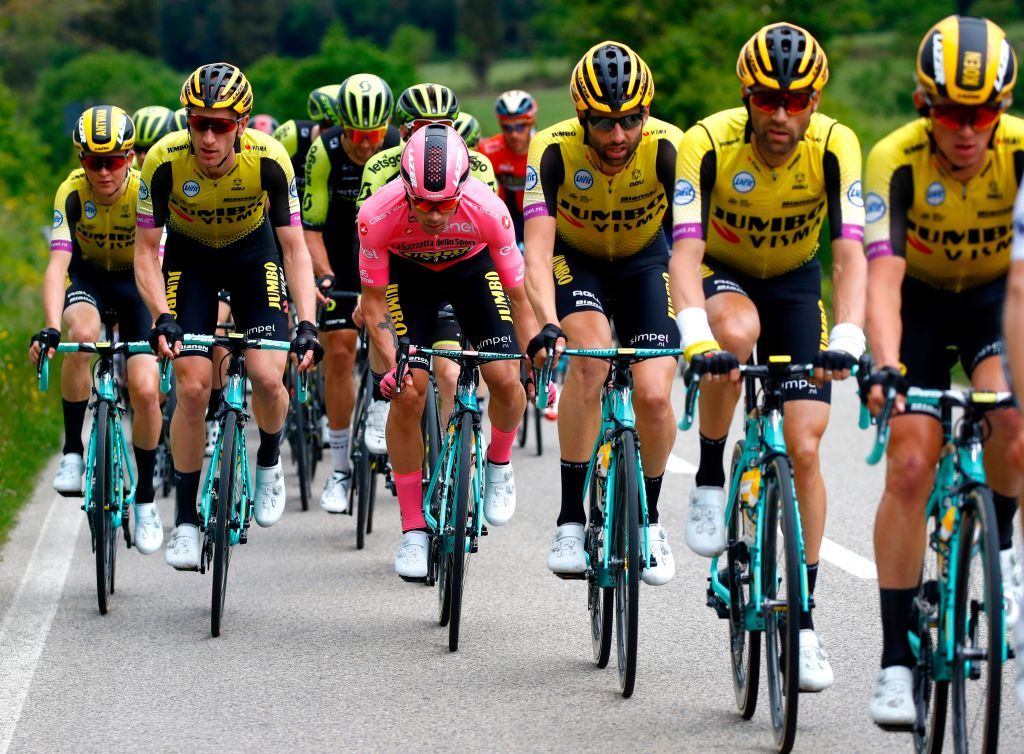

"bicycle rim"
[762,456,800,753]
[295,393,311,512]
[613,432,640,698]
[588,473,612,668]
[912,514,947,754]
[92,402,111,615]
[355,376,372,549]
[211,412,236,638]
[728,441,759,717]
[448,412,472,652]
[951,486,1002,753]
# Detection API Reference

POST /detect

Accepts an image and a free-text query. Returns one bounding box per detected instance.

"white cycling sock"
[330,428,351,473]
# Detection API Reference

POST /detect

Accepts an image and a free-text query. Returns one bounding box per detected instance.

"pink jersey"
[357,177,524,288]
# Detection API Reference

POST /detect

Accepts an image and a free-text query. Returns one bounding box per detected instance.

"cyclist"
[478,90,536,244]
[249,113,279,135]
[135,62,322,570]
[864,16,1024,726]
[1006,177,1024,712]
[358,124,539,579]
[302,73,399,513]
[357,83,498,449]
[29,106,164,555]
[672,23,866,690]
[454,111,482,148]
[525,41,682,587]
[170,107,188,131]
[131,106,174,169]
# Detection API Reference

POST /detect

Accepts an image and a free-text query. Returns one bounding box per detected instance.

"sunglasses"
[80,154,129,171]
[587,112,645,131]
[188,115,241,134]
[408,194,461,214]
[501,122,532,133]
[345,126,388,145]
[748,90,815,115]
[930,103,1002,131]
[410,118,453,132]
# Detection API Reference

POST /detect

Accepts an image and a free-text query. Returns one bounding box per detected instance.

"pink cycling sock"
[395,470,426,532]
[487,424,518,465]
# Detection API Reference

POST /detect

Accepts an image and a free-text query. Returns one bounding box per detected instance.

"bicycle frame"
[83,354,136,531]
[201,361,253,546]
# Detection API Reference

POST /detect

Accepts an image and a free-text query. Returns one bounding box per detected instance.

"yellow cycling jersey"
[673,107,864,279]
[524,116,683,260]
[355,143,497,209]
[865,115,1024,292]
[137,128,299,248]
[51,168,140,271]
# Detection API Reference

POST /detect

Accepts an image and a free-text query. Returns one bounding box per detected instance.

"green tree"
[456,0,505,89]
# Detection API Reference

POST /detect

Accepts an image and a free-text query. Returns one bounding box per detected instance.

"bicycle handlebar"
[37,341,154,392]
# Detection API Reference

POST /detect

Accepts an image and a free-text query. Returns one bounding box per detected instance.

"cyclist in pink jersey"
[358,125,541,580]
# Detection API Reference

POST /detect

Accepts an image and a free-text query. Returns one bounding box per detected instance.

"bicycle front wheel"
[447,411,472,652]
[613,431,640,698]
[92,401,114,615]
[533,405,543,456]
[353,373,373,549]
[951,485,1002,753]
[587,470,613,668]
[727,440,759,718]
[293,386,311,512]
[517,405,528,448]
[762,455,800,753]
[211,412,237,638]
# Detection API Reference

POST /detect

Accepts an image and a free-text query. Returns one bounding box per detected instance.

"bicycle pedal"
[553,571,587,581]
[57,488,85,499]
[398,574,428,584]
[706,589,731,619]
[480,525,488,536]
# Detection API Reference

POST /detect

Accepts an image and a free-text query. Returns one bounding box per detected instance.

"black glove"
[689,350,739,377]
[527,322,565,362]
[31,327,61,353]
[316,274,336,292]
[814,349,857,372]
[290,319,324,366]
[149,313,183,354]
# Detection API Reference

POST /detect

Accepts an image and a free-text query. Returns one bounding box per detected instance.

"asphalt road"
[1,379,1021,753]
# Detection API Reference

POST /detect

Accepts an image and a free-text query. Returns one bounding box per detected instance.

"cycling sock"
[256,428,282,467]
[174,470,202,527]
[370,372,385,402]
[879,586,918,668]
[558,460,589,526]
[395,470,426,532]
[62,399,88,456]
[695,433,727,488]
[133,446,156,504]
[486,424,517,465]
[800,562,819,630]
[329,428,351,473]
[992,492,1017,551]
[644,474,664,524]
[206,388,222,421]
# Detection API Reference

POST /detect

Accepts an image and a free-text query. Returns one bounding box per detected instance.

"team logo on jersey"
[502,215,512,229]
[732,172,755,193]
[925,181,946,206]
[53,210,63,228]
[84,201,97,219]
[138,179,150,201]
[673,179,696,206]
[525,166,538,191]
[330,137,340,150]
[574,169,594,190]
[358,222,368,236]
[847,180,864,207]
[289,177,298,198]
[865,192,886,223]
[183,180,201,197]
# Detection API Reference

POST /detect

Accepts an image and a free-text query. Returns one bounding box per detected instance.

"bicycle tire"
[423,378,442,513]
[448,411,472,652]
[355,374,374,549]
[517,404,528,448]
[587,469,613,668]
[727,440,760,718]
[211,411,236,638]
[613,431,640,698]
[534,405,543,456]
[912,518,947,753]
[92,401,113,615]
[294,386,311,512]
[951,485,1002,753]
[762,455,800,753]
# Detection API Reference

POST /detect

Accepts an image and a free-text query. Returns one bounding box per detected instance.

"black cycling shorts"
[163,226,289,358]
[317,242,361,332]
[385,252,517,371]
[702,257,830,404]
[552,232,680,350]
[64,264,152,356]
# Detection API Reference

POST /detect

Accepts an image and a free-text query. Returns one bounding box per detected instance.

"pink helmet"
[400,123,470,201]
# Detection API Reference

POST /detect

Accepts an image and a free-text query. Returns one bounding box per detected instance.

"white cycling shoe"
[869,666,915,728]
[320,471,351,514]
[1001,548,1023,631]
[395,530,429,580]
[319,414,330,448]
[547,523,586,575]
[641,523,675,586]
[133,502,164,555]
[686,486,727,557]
[365,400,389,456]
[53,453,85,496]
[165,524,200,571]
[204,420,219,457]
[253,461,286,527]
[798,629,834,691]
[483,461,516,526]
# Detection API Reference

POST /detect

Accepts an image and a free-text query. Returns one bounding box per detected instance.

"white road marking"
[0,495,83,754]
[666,453,697,475]
[819,537,877,580]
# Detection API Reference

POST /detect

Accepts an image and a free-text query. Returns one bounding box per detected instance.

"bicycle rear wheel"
[587,472,613,668]
[762,455,800,753]
[951,486,1002,753]
[613,431,640,698]
[447,412,472,652]
[211,412,237,638]
[353,373,373,549]
[293,385,312,512]
[727,441,760,718]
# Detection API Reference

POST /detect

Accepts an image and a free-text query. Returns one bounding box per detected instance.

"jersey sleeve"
[864,136,913,261]
[261,148,300,228]
[655,133,680,244]
[50,176,77,253]
[469,151,499,194]
[356,196,391,287]
[523,129,564,221]
[822,122,864,242]
[302,135,330,230]
[272,120,298,159]
[356,149,396,210]
[1013,183,1024,262]
[672,123,715,242]
[137,146,171,230]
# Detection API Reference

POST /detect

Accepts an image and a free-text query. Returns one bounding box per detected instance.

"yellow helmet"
[180,62,253,115]
[570,41,654,113]
[916,16,1017,106]
[737,23,829,92]
[72,106,136,155]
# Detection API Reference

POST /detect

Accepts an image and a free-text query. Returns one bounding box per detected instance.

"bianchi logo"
[525,165,538,191]
[83,201,97,219]
[183,180,201,197]
[574,169,593,190]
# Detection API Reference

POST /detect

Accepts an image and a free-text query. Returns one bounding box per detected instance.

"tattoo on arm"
[377,313,398,349]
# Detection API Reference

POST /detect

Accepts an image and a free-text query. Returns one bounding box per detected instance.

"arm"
[523,215,558,326]
[42,251,72,331]
[276,225,317,324]
[1005,261,1024,404]
[300,134,331,280]
[135,226,169,319]
[865,255,905,371]
[304,229,332,279]
[360,283,397,369]
[507,284,539,353]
